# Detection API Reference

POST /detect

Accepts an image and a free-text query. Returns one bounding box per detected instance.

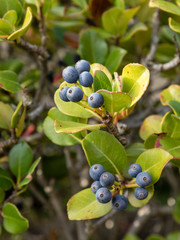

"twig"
[145,9,160,63]
[0,129,17,154]
[150,55,180,71]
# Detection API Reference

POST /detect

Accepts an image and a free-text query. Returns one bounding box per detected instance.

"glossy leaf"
[0,70,22,93]
[160,85,180,116]
[139,115,163,140]
[0,19,13,37]
[121,64,150,106]
[105,46,127,74]
[0,0,23,20]
[169,17,180,34]
[3,10,17,26]
[67,188,112,220]
[128,185,154,208]
[9,141,33,180]
[149,0,180,16]
[54,87,95,119]
[102,7,139,36]
[79,29,108,64]
[93,70,112,92]
[121,22,147,42]
[18,157,41,187]
[82,131,127,176]
[0,102,14,130]
[97,90,132,115]
[90,63,112,82]
[2,203,29,234]
[43,107,81,146]
[136,148,173,185]
[0,168,13,190]
[161,112,180,139]
[8,7,33,40]
[11,101,23,128]
[55,119,105,134]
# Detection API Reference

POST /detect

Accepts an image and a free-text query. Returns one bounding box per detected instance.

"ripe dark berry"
[128,163,142,178]
[67,87,83,102]
[96,187,112,203]
[134,187,148,200]
[88,93,104,108]
[79,71,93,87]
[91,181,102,194]
[59,87,70,102]
[89,164,105,181]
[100,172,115,187]
[75,59,90,74]
[112,195,128,211]
[62,66,79,83]
[136,172,152,187]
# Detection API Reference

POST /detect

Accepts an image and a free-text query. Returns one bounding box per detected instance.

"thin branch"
[150,55,180,71]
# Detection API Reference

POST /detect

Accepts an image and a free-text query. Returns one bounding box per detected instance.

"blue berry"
[91,181,102,194]
[134,187,148,200]
[62,66,79,83]
[67,86,83,102]
[59,87,70,102]
[75,60,90,74]
[96,187,112,203]
[79,72,93,87]
[88,93,104,108]
[112,195,128,211]
[100,172,115,187]
[128,163,142,178]
[89,164,105,180]
[136,172,152,187]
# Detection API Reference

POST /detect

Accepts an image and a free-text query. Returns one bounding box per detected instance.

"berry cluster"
[89,164,128,211]
[59,60,104,108]
[128,163,152,200]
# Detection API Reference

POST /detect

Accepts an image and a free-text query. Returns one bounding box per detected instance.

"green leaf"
[67,188,112,220]
[2,203,29,234]
[90,63,112,83]
[167,232,180,240]
[0,19,13,37]
[144,134,158,149]
[0,0,23,20]
[0,168,13,190]
[43,0,52,15]
[128,185,154,208]
[93,70,112,92]
[155,43,176,63]
[72,0,88,9]
[169,17,180,34]
[173,194,180,224]
[149,0,180,16]
[43,107,81,146]
[3,10,18,26]
[121,22,147,42]
[125,143,145,162]
[0,102,14,130]
[0,187,5,203]
[0,59,23,74]
[136,149,173,185]
[79,29,108,64]
[146,235,165,240]
[123,234,141,240]
[161,112,180,139]
[121,63,150,106]
[0,70,22,93]
[139,115,163,140]
[11,101,23,128]
[16,106,26,137]
[102,7,139,36]
[18,157,41,187]
[97,90,132,115]
[160,85,180,116]
[54,119,105,134]
[114,0,125,10]
[50,20,84,29]
[8,7,33,40]
[105,46,127,74]
[9,142,33,180]
[54,87,95,119]
[82,131,127,176]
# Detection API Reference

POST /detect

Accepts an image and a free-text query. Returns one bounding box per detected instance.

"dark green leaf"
[93,70,112,92]
[0,70,22,93]
[0,168,13,190]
